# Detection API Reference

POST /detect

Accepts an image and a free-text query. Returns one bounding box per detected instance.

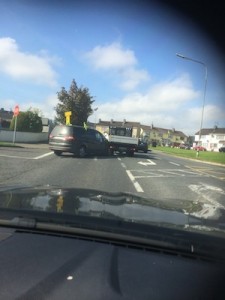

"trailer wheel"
[127,150,134,157]
[108,148,114,156]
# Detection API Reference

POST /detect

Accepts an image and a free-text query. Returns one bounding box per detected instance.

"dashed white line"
[0,152,54,160]
[121,163,126,168]
[0,154,33,159]
[34,152,54,160]
[126,170,144,193]
[169,162,180,166]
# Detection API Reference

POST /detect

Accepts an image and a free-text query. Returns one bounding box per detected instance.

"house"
[149,126,188,146]
[195,127,225,151]
[0,108,13,128]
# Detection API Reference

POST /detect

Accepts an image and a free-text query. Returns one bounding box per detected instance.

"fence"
[0,129,49,143]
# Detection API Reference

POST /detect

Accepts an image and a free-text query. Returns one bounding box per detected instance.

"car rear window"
[51,126,73,136]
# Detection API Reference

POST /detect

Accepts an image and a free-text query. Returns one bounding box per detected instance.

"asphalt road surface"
[1,145,225,218]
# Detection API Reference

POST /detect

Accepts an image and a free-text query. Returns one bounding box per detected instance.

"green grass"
[150,146,225,165]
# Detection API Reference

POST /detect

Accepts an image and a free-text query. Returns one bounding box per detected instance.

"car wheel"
[79,146,87,158]
[54,150,62,156]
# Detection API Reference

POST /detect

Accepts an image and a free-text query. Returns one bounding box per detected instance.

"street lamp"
[176,53,208,146]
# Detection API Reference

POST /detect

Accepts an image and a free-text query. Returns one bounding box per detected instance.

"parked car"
[179,144,190,150]
[49,125,109,157]
[193,146,207,151]
[219,147,225,152]
[136,140,148,153]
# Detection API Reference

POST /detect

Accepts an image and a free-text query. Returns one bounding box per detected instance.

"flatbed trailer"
[107,126,138,156]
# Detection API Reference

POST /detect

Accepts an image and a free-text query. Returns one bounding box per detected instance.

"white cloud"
[84,42,150,91]
[89,74,223,135]
[0,37,58,87]
[1,94,58,120]
[20,94,58,119]
[119,68,150,90]
[84,42,137,70]
[186,104,225,134]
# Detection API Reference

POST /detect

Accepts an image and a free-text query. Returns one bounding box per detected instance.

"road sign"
[14,105,19,116]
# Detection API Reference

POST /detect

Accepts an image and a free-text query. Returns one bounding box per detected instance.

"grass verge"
[0,142,23,148]
[150,146,225,165]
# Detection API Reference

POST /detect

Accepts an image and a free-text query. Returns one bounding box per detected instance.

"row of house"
[95,119,189,147]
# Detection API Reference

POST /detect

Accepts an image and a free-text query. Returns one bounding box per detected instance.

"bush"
[10,111,43,133]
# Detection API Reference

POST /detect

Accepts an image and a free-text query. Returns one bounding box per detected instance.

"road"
[1,145,225,217]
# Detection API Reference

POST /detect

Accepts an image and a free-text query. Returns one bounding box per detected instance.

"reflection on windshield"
[1,188,225,235]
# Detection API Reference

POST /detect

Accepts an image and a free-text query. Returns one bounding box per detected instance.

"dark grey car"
[49,125,109,157]
[136,140,148,153]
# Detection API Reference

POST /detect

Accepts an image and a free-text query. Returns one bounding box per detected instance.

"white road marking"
[0,152,54,160]
[138,159,156,166]
[128,169,208,178]
[169,162,180,166]
[126,170,144,193]
[34,152,54,160]
[160,169,185,176]
[121,163,126,168]
[117,158,122,161]
[0,154,33,159]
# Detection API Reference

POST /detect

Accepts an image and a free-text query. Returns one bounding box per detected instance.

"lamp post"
[176,53,208,146]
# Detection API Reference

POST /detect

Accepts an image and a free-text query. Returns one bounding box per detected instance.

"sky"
[0,0,224,136]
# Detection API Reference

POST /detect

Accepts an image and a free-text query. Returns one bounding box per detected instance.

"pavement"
[14,143,49,149]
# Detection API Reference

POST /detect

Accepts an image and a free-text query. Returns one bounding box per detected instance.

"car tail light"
[64,136,75,141]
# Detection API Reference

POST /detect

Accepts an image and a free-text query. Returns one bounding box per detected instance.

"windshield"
[0,0,225,236]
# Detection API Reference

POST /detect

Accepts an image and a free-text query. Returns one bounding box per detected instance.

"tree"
[55,79,95,126]
[10,109,43,133]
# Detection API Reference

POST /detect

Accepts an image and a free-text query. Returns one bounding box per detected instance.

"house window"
[216,135,225,139]
[210,143,217,148]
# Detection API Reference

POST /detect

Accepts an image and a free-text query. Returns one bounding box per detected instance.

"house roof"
[97,120,141,128]
[140,124,152,131]
[97,121,187,137]
[195,128,225,135]
[152,127,187,137]
[0,110,13,120]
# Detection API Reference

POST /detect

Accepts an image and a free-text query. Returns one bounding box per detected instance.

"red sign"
[14,105,19,116]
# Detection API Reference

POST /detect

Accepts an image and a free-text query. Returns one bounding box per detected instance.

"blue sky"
[0,0,224,135]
